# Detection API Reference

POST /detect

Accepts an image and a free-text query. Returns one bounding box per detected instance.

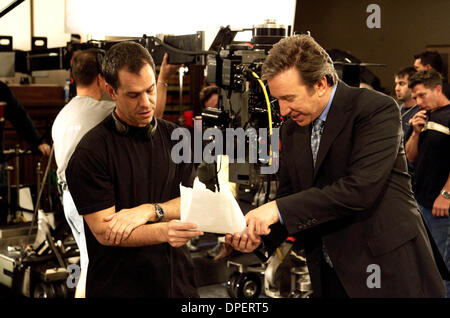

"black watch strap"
[441,190,450,199]
[154,203,164,222]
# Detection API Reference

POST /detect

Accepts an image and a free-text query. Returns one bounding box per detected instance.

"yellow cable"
[276,248,284,263]
[252,72,273,165]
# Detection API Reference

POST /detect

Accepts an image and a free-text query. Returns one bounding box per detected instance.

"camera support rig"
[203,20,290,188]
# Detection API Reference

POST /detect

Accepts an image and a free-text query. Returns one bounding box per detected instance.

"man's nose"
[279,101,290,117]
[416,98,423,108]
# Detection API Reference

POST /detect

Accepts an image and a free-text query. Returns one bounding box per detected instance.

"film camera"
[201,20,290,187]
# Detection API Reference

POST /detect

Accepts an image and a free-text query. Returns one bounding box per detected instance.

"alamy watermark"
[366,264,381,289]
[366,4,381,29]
[171,119,279,175]
[66,263,81,289]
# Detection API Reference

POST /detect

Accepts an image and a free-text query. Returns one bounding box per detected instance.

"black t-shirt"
[66,115,198,298]
[414,105,450,208]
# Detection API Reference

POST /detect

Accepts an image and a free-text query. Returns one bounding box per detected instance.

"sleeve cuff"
[277,205,284,225]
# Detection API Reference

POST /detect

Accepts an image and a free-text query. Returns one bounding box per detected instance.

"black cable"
[0,0,26,19]
[214,160,220,192]
[82,36,219,57]
[264,175,271,204]
[150,36,218,56]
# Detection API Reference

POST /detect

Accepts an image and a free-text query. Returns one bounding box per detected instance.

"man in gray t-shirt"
[52,49,114,297]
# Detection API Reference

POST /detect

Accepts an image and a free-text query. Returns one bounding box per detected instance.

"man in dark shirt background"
[406,70,450,297]
[413,51,450,100]
[394,66,418,189]
[395,66,419,145]
[0,81,51,223]
[0,81,51,159]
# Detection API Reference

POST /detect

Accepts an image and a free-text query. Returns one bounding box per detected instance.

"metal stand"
[225,242,313,299]
[0,144,79,298]
[5,165,13,223]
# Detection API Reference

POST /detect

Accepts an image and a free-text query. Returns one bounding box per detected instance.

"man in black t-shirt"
[406,70,450,297]
[66,42,203,298]
[413,51,450,100]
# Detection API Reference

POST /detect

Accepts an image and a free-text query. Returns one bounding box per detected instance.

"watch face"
[155,204,164,221]
[442,190,450,199]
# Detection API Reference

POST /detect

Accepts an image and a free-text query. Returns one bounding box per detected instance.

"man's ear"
[105,83,117,101]
[96,74,104,85]
[433,84,443,95]
[425,64,433,70]
[314,76,328,97]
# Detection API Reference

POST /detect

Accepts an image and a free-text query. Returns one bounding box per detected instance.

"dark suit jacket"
[274,81,446,297]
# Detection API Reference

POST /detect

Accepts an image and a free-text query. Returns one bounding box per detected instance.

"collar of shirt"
[318,84,337,123]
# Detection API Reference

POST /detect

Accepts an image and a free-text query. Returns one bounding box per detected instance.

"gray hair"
[262,34,338,88]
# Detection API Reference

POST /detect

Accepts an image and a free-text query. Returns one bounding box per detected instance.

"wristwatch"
[441,189,450,199]
[153,203,165,222]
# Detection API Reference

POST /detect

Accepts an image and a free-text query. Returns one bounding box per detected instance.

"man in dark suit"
[226,35,447,298]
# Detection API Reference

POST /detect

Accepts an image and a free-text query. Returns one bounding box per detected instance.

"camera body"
[203,20,290,186]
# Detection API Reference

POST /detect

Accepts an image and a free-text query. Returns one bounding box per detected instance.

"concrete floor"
[198,283,229,298]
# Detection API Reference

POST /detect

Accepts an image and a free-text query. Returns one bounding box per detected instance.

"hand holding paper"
[225,230,262,253]
[225,201,278,253]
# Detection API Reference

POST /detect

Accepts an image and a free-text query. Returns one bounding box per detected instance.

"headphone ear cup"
[112,111,128,135]
[116,119,128,135]
[146,117,158,138]
[112,111,156,138]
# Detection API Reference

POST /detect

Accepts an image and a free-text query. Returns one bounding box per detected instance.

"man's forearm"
[158,197,181,221]
[155,80,168,118]
[132,197,180,222]
[85,206,169,247]
[110,219,202,248]
[111,222,167,247]
[405,131,420,163]
[98,197,182,246]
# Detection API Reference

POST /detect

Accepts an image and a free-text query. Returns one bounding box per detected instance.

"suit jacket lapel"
[313,81,353,178]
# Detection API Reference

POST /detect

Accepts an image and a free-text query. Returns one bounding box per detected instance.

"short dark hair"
[103,41,155,91]
[262,34,338,88]
[395,66,417,79]
[413,51,444,74]
[71,49,103,87]
[408,70,443,89]
[199,85,219,107]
